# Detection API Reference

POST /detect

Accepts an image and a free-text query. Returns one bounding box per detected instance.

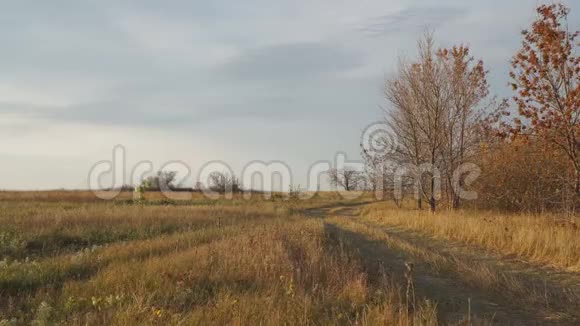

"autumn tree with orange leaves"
[506,3,580,196]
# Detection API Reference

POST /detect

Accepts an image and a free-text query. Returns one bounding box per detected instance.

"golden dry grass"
[0,193,435,325]
[3,191,579,324]
[363,202,580,271]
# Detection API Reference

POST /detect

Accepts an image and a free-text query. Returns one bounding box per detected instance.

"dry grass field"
[1,1,578,325]
[0,191,579,325]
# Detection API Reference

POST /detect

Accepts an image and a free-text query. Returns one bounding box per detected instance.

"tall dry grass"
[0,201,284,259]
[363,202,580,271]
[0,195,437,325]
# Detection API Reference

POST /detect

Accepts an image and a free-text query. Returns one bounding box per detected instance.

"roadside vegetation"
[363,202,580,271]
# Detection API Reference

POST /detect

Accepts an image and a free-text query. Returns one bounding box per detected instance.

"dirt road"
[307,204,580,325]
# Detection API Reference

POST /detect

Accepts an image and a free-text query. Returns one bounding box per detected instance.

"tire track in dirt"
[306,204,580,325]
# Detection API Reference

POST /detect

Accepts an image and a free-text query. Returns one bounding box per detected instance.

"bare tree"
[142,170,178,191]
[208,171,242,193]
[361,147,411,207]
[438,45,490,208]
[327,168,361,191]
[385,62,425,209]
[193,182,204,191]
[385,34,452,212]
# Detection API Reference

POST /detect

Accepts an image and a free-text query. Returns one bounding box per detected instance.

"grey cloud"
[0,3,371,130]
[0,94,305,128]
[216,42,365,82]
[3,41,369,128]
[0,72,379,128]
[358,6,468,37]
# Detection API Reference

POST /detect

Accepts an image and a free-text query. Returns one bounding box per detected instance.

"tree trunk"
[575,166,580,212]
[430,153,437,213]
[452,177,462,209]
[430,197,436,212]
[575,166,580,195]
[430,175,437,213]
[416,179,423,209]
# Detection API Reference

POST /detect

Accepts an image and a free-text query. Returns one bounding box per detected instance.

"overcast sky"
[1,0,578,190]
